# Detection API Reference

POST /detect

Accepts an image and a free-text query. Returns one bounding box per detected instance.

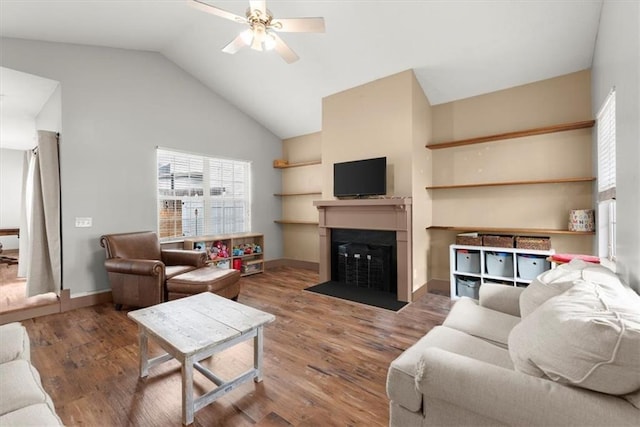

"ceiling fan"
[189,0,325,64]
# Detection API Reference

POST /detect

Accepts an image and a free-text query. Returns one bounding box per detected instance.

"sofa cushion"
[0,403,63,426]
[0,323,30,363]
[0,360,56,416]
[519,259,621,318]
[387,325,512,412]
[509,279,640,395]
[443,297,520,348]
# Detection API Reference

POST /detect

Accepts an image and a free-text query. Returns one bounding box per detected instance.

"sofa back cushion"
[509,279,640,395]
[519,259,621,318]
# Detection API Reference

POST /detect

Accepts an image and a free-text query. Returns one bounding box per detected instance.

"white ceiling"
[0,67,59,150]
[0,0,603,140]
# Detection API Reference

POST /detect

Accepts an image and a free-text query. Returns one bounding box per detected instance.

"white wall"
[0,148,24,250]
[591,0,640,291]
[35,84,62,132]
[0,38,283,297]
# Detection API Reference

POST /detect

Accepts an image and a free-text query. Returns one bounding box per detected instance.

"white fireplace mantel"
[313,198,412,302]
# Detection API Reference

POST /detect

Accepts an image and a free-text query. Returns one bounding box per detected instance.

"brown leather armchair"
[100,231,207,310]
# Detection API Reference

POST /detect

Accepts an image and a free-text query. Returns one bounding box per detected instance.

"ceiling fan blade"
[249,0,266,16]
[272,33,299,64]
[271,17,325,33]
[222,33,247,54]
[188,0,246,24]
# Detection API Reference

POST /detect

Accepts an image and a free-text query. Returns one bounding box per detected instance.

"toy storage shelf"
[183,232,264,277]
[450,244,555,300]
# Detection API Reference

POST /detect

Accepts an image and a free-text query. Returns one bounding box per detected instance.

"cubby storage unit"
[183,232,264,277]
[449,244,555,300]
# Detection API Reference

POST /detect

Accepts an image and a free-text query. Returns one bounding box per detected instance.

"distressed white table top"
[128,292,275,356]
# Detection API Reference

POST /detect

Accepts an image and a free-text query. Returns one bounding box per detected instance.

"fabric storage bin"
[456,276,480,299]
[485,252,514,277]
[456,250,480,274]
[517,254,550,280]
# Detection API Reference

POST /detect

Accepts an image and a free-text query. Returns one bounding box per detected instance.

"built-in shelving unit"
[427,226,594,236]
[273,192,322,196]
[183,232,264,277]
[425,177,595,190]
[426,119,595,149]
[273,160,321,169]
[274,220,319,225]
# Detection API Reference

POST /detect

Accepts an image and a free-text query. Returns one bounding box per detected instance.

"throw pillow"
[519,259,620,318]
[509,279,640,395]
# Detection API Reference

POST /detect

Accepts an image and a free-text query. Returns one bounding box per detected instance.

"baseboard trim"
[412,282,429,301]
[265,259,319,271]
[0,302,60,325]
[64,289,113,311]
[427,279,451,297]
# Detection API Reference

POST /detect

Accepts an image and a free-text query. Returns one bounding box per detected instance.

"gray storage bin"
[456,250,480,274]
[485,252,514,277]
[517,255,550,280]
[456,276,480,299]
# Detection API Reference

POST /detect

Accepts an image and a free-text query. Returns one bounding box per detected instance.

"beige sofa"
[387,260,640,426]
[0,322,63,426]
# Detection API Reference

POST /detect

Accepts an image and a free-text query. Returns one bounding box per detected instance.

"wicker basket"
[515,236,551,250]
[456,234,482,246]
[482,235,514,248]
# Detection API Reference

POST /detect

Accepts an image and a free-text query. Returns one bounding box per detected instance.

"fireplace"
[331,229,397,294]
[314,198,412,302]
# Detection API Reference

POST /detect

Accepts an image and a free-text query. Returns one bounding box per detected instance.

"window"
[596,89,616,261]
[157,148,251,241]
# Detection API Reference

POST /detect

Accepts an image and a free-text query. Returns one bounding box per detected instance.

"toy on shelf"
[232,243,262,256]
[209,240,229,260]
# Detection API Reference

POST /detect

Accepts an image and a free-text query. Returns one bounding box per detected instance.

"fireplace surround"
[314,198,412,302]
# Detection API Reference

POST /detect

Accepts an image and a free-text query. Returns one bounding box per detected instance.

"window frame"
[595,89,616,261]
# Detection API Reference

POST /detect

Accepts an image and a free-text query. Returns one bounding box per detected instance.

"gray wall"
[0,148,24,250]
[591,0,640,291]
[0,38,283,297]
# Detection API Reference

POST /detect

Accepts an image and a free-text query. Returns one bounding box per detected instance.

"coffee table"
[127,292,276,425]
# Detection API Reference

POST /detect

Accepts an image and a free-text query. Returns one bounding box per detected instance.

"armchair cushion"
[509,279,640,395]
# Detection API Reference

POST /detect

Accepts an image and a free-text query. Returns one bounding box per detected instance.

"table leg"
[138,329,149,378]
[182,356,195,426]
[254,326,264,383]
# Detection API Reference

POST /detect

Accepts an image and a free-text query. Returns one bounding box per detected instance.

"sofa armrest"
[478,282,523,317]
[104,258,164,276]
[416,348,638,427]
[161,249,207,267]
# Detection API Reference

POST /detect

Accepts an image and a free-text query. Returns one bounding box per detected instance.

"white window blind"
[157,148,251,241]
[596,89,616,261]
[597,90,616,200]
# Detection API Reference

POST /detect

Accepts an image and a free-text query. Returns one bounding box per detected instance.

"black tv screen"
[333,157,387,198]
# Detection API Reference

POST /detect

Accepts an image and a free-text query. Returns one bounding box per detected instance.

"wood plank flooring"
[22,267,452,426]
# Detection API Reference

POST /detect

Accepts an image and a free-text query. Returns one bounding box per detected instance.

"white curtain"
[19,131,61,297]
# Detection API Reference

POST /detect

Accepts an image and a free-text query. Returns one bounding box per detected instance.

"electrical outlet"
[75,217,92,228]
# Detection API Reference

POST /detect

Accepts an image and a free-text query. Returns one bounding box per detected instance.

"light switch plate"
[75,217,92,228]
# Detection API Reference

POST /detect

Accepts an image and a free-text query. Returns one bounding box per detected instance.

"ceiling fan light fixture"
[240,28,253,45]
[264,32,277,50]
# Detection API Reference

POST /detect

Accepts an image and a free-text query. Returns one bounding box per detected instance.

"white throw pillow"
[509,279,640,395]
[519,259,620,318]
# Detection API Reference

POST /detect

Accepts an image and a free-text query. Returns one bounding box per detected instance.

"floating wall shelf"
[273,160,321,169]
[426,120,595,150]
[427,226,594,236]
[425,177,596,190]
[274,220,319,225]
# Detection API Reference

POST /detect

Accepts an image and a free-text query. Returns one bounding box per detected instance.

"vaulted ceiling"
[0,0,603,140]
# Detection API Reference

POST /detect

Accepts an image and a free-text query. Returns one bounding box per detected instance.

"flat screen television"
[333,157,386,198]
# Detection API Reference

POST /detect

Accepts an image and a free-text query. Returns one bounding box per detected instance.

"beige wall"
[321,70,414,198]
[411,73,433,289]
[280,132,321,263]
[429,70,594,280]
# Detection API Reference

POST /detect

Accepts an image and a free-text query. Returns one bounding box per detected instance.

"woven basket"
[515,236,551,250]
[482,235,514,248]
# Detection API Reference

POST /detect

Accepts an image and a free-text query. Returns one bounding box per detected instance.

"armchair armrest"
[104,258,164,276]
[416,348,637,426]
[161,249,207,267]
[478,282,523,317]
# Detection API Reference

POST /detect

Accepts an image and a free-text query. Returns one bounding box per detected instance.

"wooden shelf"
[425,177,595,190]
[273,160,321,169]
[427,226,594,235]
[274,220,319,225]
[273,192,322,196]
[426,120,595,150]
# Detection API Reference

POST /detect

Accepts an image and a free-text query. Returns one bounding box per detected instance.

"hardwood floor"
[22,267,452,426]
[0,256,58,314]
